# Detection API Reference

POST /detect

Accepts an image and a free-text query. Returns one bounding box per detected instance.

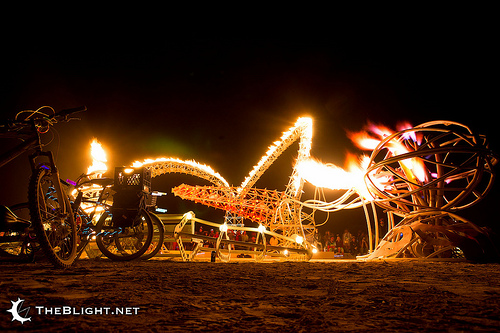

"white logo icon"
[7,298,31,324]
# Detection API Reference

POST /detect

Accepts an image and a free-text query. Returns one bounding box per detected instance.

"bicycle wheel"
[96,208,153,261]
[141,212,165,260]
[28,167,77,268]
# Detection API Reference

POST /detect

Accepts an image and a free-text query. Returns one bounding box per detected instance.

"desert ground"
[1,258,500,332]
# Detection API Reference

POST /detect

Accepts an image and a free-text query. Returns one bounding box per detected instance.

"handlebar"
[0,106,86,133]
[54,106,87,121]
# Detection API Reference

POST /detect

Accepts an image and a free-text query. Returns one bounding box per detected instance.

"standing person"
[197,226,204,235]
[360,234,369,255]
[325,236,336,252]
[378,218,387,241]
[313,229,322,251]
[342,229,352,253]
[350,235,358,256]
[335,234,342,246]
[323,231,331,250]
[335,235,343,253]
[209,229,215,248]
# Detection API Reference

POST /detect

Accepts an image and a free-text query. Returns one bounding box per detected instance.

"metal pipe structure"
[360,121,498,260]
[129,118,498,262]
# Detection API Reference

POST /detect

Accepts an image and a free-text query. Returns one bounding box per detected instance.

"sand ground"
[1,258,500,332]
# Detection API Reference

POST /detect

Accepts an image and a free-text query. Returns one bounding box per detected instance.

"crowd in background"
[187,218,390,257]
[320,229,369,256]
[319,218,388,256]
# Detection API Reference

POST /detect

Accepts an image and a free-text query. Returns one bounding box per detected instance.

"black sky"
[2,20,498,234]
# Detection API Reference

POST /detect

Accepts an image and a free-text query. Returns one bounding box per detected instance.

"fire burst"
[87,139,107,178]
[296,121,427,200]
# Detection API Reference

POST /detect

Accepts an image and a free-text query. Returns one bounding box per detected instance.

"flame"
[397,121,419,143]
[298,121,427,200]
[349,122,427,183]
[297,154,389,200]
[296,158,358,191]
[87,139,107,178]
[132,157,230,187]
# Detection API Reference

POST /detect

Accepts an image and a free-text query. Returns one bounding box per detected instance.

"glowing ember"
[87,138,107,178]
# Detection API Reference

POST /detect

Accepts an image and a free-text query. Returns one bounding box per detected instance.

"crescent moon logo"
[6,297,31,324]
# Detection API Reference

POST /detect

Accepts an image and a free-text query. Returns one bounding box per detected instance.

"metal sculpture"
[132,118,315,261]
[298,120,499,261]
[130,118,498,262]
[360,121,498,260]
[172,185,285,224]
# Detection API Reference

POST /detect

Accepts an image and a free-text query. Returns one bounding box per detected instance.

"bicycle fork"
[29,150,68,215]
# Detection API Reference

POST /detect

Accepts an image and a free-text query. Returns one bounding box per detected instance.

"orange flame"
[298,121,426,200]
[296,154,388,200]
[349,122,427,183]
[87,138,107,178]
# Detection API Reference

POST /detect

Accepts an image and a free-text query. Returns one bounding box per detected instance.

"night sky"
[2,21,498,235]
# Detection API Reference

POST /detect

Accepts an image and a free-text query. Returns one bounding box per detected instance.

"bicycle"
[71,166,160,261]
[0,203,38,262]
[71,174,114,260]
[0,106,85,268]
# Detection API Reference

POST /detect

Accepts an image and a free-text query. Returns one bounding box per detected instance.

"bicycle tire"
[28,167,77,268]
[141,212,165,260]
[96,208,153,261]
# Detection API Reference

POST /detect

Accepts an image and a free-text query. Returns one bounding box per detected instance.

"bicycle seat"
[0,205,30,232]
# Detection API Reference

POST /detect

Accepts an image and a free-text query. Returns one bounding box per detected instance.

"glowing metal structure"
[299,120,498,261]
[171,211,309,262]
[172,185,285,224]
[235,117,314,258]
[361,121,498,260]
[130,117,498,262]
[131,118,315,261]
[132,157,229,188]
